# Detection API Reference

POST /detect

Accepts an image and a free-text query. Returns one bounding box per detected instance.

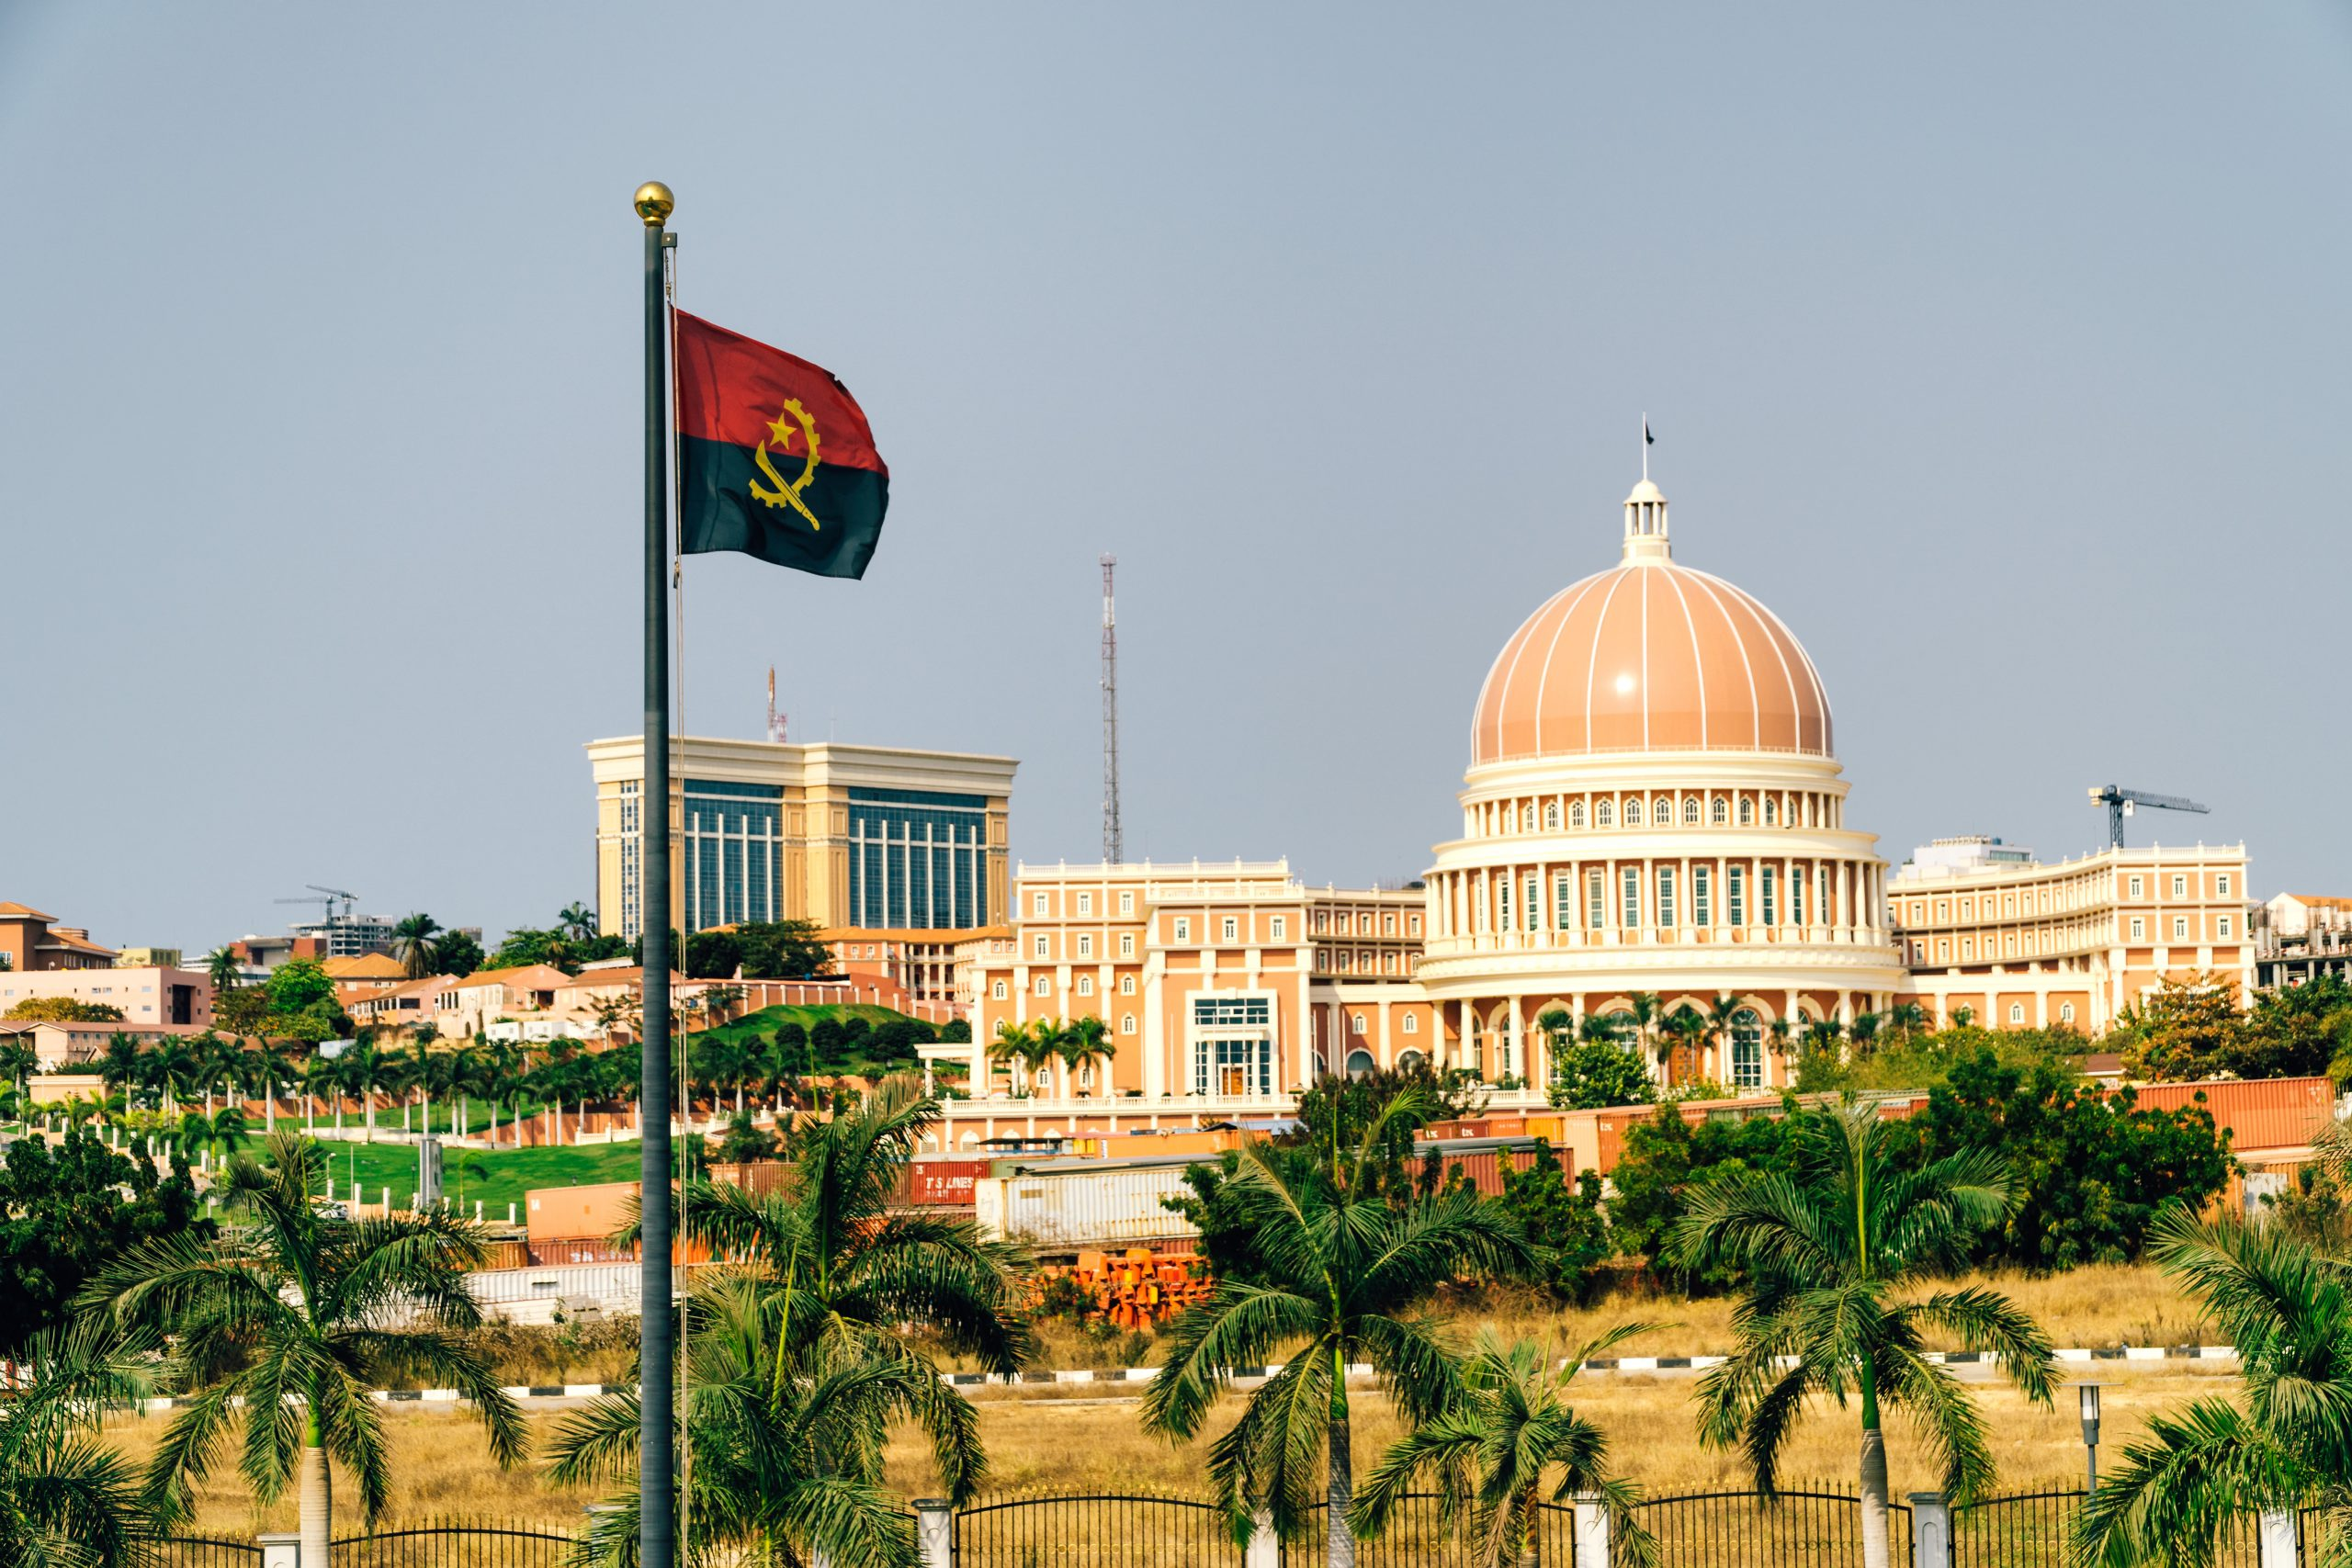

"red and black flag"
[673,310,888,580]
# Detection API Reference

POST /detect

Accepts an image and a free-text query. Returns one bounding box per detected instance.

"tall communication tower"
[1100,554,1123,864]
[765,666,787,744]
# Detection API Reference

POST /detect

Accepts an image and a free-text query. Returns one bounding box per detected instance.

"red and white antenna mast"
[766,666,787,744]
[1101,555,1123,863]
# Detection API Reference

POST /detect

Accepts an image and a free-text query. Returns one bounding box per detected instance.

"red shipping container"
[904,1156,993,1206]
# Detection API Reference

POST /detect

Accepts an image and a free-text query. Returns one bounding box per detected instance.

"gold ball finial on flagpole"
[634,182,674,227]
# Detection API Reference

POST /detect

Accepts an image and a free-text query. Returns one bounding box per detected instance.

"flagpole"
[632,177,677,1568]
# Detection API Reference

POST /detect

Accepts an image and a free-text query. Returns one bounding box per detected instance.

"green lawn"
[692,1001,916,1046]
[303,1136,642,1225]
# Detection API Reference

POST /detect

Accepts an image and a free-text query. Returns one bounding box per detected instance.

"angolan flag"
[673,310,889,580]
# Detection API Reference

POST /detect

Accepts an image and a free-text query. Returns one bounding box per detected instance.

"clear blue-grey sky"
[5,4,2348,951]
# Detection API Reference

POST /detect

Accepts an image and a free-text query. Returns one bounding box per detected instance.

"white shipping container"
[975,1163,1203,1247]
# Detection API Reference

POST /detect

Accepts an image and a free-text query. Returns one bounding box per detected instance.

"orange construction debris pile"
[1032,1247,1214,1328]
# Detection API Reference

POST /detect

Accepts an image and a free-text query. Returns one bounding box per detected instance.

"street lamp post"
[2079,1383,2104,1494]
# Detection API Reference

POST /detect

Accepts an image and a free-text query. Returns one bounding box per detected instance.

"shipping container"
[1417,1139,1555,1196]
[901,1156,993,1207]
[526,1179,639,1243]
[2120,1076,2333,1156]
[974,1154,1208,1248]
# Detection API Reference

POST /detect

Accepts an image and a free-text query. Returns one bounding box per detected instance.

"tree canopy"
[0,1124,209,1354]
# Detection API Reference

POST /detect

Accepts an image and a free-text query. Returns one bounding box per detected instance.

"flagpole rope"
[661,234,692,1564]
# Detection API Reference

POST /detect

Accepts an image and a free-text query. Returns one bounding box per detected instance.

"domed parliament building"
[1413,478,1907,1090]
[947,466,2254,1139]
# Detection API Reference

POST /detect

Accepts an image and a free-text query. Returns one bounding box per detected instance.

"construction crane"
[275,885,358,922]
[2088,785,2210,850]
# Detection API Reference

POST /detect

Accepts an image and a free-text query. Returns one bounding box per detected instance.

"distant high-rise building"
[587,733,1016,941]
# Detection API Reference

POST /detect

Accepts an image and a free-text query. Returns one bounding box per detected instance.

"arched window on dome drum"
[1738,798,1755,827]
[1544,802,1560,830]
[1683,797,1701,826]
[1731,1009,1763,1089]
[1624,798,1644,827]
[1764,797,1779,826]
[1596,801,1614,828]
[1523,805,1536,832]
[1655,796,1670,824]
[1712,797,1728,826]
[1570,801,1587,829]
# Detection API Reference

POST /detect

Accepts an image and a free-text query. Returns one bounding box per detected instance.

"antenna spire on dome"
[1642,414,1654,481]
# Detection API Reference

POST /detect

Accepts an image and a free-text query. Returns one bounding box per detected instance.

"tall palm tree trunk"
[299,1419,333,1568]
[1328,1353,1355,1568]
[1857,1372,1891,1568]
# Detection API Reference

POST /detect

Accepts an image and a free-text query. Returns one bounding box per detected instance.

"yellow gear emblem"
[751,399,823,530]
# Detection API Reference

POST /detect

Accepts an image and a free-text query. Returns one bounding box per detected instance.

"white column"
[1910,1493,1951,1568]
[1572,1493,1611,1568]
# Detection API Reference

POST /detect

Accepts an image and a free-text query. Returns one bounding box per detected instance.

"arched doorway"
[1345,1049,1375,1079]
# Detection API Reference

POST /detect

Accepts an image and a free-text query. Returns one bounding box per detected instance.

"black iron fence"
[333,1518,577,1568]
[154,1538,262,1568]
[1626,1486,1913,1568]
[153,1490,2336,1568]
[952,1490,1244,1567]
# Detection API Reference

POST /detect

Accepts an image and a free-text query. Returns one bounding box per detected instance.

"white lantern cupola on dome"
[1622,479,1670,563]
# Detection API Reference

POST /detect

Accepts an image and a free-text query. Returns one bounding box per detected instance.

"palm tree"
[81,1132,526,1564]
[144,1034,198,1116]
[1577,1012,1624,1047]
[558,901,598,942]
[1027,1016,1069,1098]
[205,945,243,993]
[2075,1208,2352,1566]
[1066,1014,1114,1096]
[0,1318,156,1568]
[987,1019,1033,1097]
[1887,1001,1928,1040]
[1668,1100,2056,1568]
[548,1275,985,1568]
[1848,1010,1883,1054]
[1142,1090,1533,1567]
[178,1105,248,1173]
[1625,991,1662,1070]
[98,1031,144,1109]
[0,1040,33,1118]
[1660,1008,1710,1085]
[1355,1328,1657,1568]
[339,1035,388,1142]
[390,912,443,980]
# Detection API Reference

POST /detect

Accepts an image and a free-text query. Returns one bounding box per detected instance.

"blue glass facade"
[683,779,783,933]
[847,786,989,930]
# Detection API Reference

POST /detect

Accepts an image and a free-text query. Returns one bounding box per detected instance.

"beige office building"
[587,735,1016,941]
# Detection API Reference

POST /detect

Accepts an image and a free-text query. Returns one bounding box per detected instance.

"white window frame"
[991,979,1007,1000]
[1033,934,1049,959]
[1221,916,1238,942]
[1120,975,1136,995]
[1402,1012,1419,1034]
[1271,916,1287,942]
[1173,918,1191,942]
[1077,934,1093,958]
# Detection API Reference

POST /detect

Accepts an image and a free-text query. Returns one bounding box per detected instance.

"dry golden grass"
[1001,1261,2208,1373]
[105,1410,597,1534]
[109,1360,2231,1534]
[94,1263,2221,1535]
[904,1366,2235,1502]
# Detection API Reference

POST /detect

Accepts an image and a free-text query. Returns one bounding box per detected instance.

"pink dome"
[1470,559,1833,764]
